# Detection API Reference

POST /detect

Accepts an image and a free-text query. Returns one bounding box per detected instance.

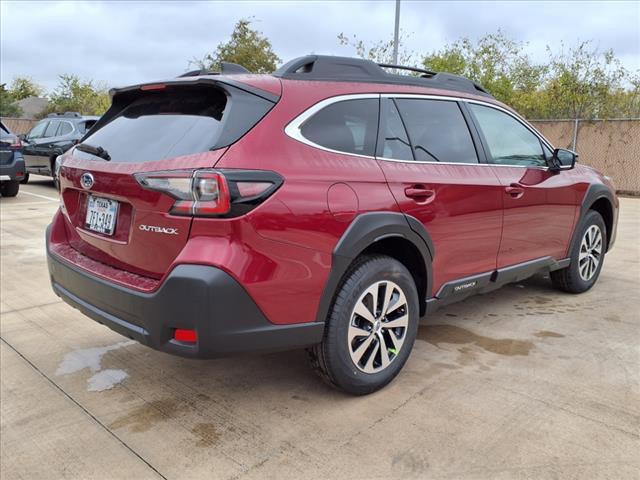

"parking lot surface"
[1,177,639,479]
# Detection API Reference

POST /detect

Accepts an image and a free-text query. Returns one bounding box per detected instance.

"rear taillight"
[135,169,230,217]
[9,137,21,149]
[135,169,283,218]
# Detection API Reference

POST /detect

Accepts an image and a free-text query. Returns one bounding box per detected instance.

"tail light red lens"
[135,169,230,217]
[136,169,283,218]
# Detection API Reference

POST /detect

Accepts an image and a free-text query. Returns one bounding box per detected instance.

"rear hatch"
[58,78,278,279]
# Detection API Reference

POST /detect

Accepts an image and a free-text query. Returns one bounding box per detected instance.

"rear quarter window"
[299,99,379,157]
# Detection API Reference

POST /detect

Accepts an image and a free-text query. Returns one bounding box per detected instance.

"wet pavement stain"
[191,423,219,447]
[109,399,182,433]
[534,330,565,338]
[418,325,534,356]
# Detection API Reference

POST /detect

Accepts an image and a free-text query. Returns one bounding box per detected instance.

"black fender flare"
[314,212,434,324]
[572,183,617,252]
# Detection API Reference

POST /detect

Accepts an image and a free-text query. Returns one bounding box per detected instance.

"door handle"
[505,184,525,198]
[404,186,435,203]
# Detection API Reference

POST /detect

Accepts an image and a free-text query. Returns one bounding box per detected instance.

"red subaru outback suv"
[47,56,618,394]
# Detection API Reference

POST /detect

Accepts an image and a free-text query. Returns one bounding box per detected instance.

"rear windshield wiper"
[75,142,111,161]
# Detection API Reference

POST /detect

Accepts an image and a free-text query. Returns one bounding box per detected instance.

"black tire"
[20,172,29,184]
[551,210,607,293]
[308,255,420,395]
[0,180,20,197]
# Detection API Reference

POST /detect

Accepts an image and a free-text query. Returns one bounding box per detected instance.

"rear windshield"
[76,87,228,163]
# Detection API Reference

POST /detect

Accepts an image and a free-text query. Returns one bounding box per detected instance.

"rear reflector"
[174,329,197,343]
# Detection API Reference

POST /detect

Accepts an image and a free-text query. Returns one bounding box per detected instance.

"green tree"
[0,84,22,117]
[423,31,546,117]
[540,42,634,119]
[193,18,280,73]
[338,31,418,66]
[43,74,110,117]
[9,76,44,100]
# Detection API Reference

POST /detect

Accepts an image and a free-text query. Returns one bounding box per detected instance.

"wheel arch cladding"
[315,212,434,323]
[581,183,616,251]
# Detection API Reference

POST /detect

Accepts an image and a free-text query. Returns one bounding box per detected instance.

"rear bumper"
[0,154,25,182]
[46,226,324,358]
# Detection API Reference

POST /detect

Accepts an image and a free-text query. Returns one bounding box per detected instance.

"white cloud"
[1,0,638,92]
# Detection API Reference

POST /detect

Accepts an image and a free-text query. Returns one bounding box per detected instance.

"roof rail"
[378,63,437,77]
[273,55,492,97]
[178,61,250,78]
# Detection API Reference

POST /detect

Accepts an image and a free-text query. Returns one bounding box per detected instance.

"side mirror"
[550,148,577,172]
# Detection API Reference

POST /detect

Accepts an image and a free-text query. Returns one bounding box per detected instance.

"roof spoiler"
[178,61,250,78]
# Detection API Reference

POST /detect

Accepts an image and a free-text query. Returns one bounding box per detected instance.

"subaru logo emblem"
[80,172,94,190]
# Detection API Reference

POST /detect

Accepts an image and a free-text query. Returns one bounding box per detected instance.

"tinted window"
[469,104,546,167]
[29,120,48,139]
[44,120,60,137]
[380,99,413,160]
[395,99,478,163]
[300,99,378,156]
[58,122,73,135]
[78,88,228,163]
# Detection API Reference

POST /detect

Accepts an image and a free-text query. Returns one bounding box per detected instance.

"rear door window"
[395,99,478,164]
[300,99,379,157]
[379,99,413,161]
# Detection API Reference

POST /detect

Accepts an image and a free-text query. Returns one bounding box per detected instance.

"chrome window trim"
[284,92,554,169]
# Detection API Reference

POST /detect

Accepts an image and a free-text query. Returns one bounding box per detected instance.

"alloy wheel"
[347,280,409,374]
[579,225,603,281]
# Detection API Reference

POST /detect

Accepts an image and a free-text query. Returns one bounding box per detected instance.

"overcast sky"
[1,0,638,92]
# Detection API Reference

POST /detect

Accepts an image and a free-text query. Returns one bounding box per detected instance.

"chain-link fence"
[531,119,640,195]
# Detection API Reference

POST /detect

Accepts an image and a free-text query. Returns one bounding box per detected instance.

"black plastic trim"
[47,228,323,358]
[424,256,570,316]
[315,212,434,324]
[274,55,493,98]
[576,183,618,251]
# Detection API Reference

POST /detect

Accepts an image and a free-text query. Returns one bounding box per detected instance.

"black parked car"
[21,112,98,185]
[0,121,26,197]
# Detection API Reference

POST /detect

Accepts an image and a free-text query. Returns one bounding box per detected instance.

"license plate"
[85,195,118,235]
